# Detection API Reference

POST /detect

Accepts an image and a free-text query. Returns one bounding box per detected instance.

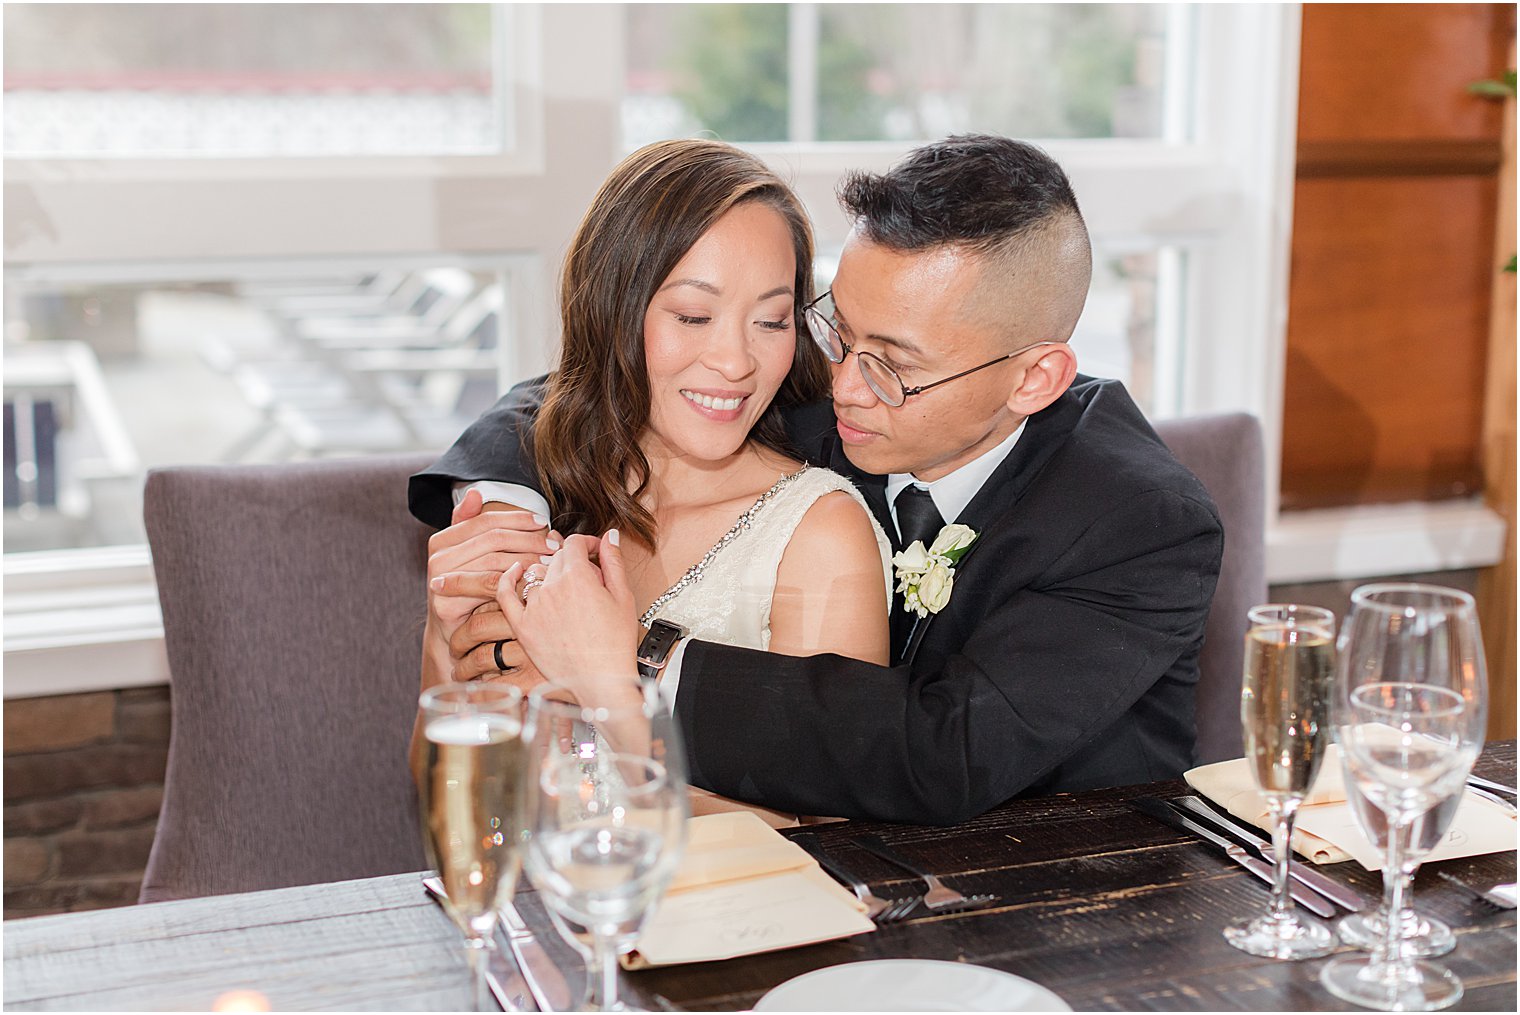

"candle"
[212,989,271,1012]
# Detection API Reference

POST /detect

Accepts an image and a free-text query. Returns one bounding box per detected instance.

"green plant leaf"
[1505,254,1517,275]
[1469,69,1517,98]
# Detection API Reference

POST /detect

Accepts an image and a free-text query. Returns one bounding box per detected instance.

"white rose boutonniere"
[893,523,979,619]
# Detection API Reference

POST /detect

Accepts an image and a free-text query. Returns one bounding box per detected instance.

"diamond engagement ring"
[520,577,546,602]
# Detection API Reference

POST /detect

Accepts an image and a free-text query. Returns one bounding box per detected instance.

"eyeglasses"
[803,291,1058,408]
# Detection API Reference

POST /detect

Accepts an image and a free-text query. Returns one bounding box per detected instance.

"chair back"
[1154,413,1267,765]
[141,453,436,902]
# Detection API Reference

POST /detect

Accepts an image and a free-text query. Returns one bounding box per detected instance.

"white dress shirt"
[883,419,1027,533]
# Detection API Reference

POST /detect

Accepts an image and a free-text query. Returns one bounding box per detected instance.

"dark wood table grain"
[4,743,1514,1011]
[634,741,1516,1012]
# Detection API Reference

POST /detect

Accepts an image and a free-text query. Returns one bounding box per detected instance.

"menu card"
[1185,745,1517,870]
[624,811,874,968]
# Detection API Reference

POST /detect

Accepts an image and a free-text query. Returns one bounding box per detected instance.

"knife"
[421,876,534,1011]
[499,899,576,1014]
[1466,774,1517,796]
[1130,798,1336,919]
[1169,795,1366,911]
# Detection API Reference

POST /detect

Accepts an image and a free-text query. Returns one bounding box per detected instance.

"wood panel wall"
[1476,37,1516,742]
[1283,3,1512,510]
[1286,5,1516,739]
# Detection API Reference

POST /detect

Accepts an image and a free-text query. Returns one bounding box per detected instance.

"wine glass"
[1321,583,1487,1012]
[1332,585,1488,962]
[522,683,689,1012]
[1322,684,1475,1010]
[1223,603,1336,959]
[417,682,529,1012]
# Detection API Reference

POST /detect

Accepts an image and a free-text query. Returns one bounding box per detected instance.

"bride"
[414,140,890,816]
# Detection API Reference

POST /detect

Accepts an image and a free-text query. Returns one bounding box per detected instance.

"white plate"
[754,958,1073,1012]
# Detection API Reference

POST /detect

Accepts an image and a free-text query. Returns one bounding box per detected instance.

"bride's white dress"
[638,465,893,648]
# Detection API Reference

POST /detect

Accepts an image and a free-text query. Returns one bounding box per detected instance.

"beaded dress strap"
[637,466,813,626]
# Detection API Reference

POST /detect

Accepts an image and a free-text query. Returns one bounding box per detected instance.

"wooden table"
[5,744,1514,1011]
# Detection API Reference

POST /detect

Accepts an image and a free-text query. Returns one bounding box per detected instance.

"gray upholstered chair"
[141,453,436,902]
[1154,413,1267,765]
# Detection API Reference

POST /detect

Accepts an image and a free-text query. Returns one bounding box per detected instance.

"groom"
[410,135,1223,824]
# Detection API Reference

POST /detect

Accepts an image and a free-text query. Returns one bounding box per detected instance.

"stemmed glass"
[417,682,529,1012]
[522,683,689,1012]
[1333,585,1488,963]
[1224,603,1337,959]
[1321,584,1487,1012]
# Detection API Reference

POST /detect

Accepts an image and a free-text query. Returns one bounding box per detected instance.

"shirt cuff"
[657,637,688,717]
[453,481,551,519]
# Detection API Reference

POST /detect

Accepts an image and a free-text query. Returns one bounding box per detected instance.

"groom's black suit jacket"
[409,375,1224,825]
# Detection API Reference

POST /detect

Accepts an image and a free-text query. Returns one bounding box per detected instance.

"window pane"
[1075,246,1181,416]
[816,4,1174,142]
[623,3,1180,146]
[3,264,505,552]
[624,4,788,148]
[3,4,502,157]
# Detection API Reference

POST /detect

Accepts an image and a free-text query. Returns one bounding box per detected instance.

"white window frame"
[2,3,1503,699]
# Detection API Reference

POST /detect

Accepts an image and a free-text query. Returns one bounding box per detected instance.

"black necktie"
[891,485,944,657]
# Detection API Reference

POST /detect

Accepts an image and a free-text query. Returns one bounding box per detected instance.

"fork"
[1436,871,1518,910]
[849,833,999,912]
[792,833,920,923]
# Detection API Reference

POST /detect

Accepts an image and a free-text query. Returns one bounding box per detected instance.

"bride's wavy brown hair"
[531,139,828,547]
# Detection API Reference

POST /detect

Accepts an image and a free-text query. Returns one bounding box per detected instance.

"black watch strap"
[637,619,687,684]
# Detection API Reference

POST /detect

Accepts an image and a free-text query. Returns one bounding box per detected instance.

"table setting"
[2,582,1515,1012]
[403,582,1516,1013]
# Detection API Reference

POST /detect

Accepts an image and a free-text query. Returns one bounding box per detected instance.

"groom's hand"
[445,590,523,680]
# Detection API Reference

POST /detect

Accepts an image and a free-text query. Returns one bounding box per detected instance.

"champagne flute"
[522,683,688,1012]
[417,682,529,1012]
[1321,583,1486,1012]
[1223,603,1336,959]
[1333,584,1488,962]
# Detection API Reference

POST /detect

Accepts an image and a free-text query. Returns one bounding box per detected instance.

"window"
[4,260,511,553]
[625,4,1288,425]
[4,3,504,158]
[626,4,1180,148]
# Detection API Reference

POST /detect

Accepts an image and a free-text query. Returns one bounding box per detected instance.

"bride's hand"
[498,530,642,696]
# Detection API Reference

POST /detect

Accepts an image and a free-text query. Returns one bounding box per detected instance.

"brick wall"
[4,687,170,918]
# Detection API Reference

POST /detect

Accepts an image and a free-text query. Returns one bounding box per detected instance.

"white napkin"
[624,811,874,968]
[1185,745,1517,869]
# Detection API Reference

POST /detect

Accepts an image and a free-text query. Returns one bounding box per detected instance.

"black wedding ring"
[492,639,510,672]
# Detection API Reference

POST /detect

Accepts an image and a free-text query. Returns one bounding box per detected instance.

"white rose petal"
[929,524,977,556]
[892,541,930,574]
[918,561,954,613]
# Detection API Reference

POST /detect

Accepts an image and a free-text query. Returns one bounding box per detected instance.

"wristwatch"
[637,619,687,685]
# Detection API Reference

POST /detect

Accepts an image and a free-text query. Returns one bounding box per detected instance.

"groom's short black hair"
[837,134,1084,255]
